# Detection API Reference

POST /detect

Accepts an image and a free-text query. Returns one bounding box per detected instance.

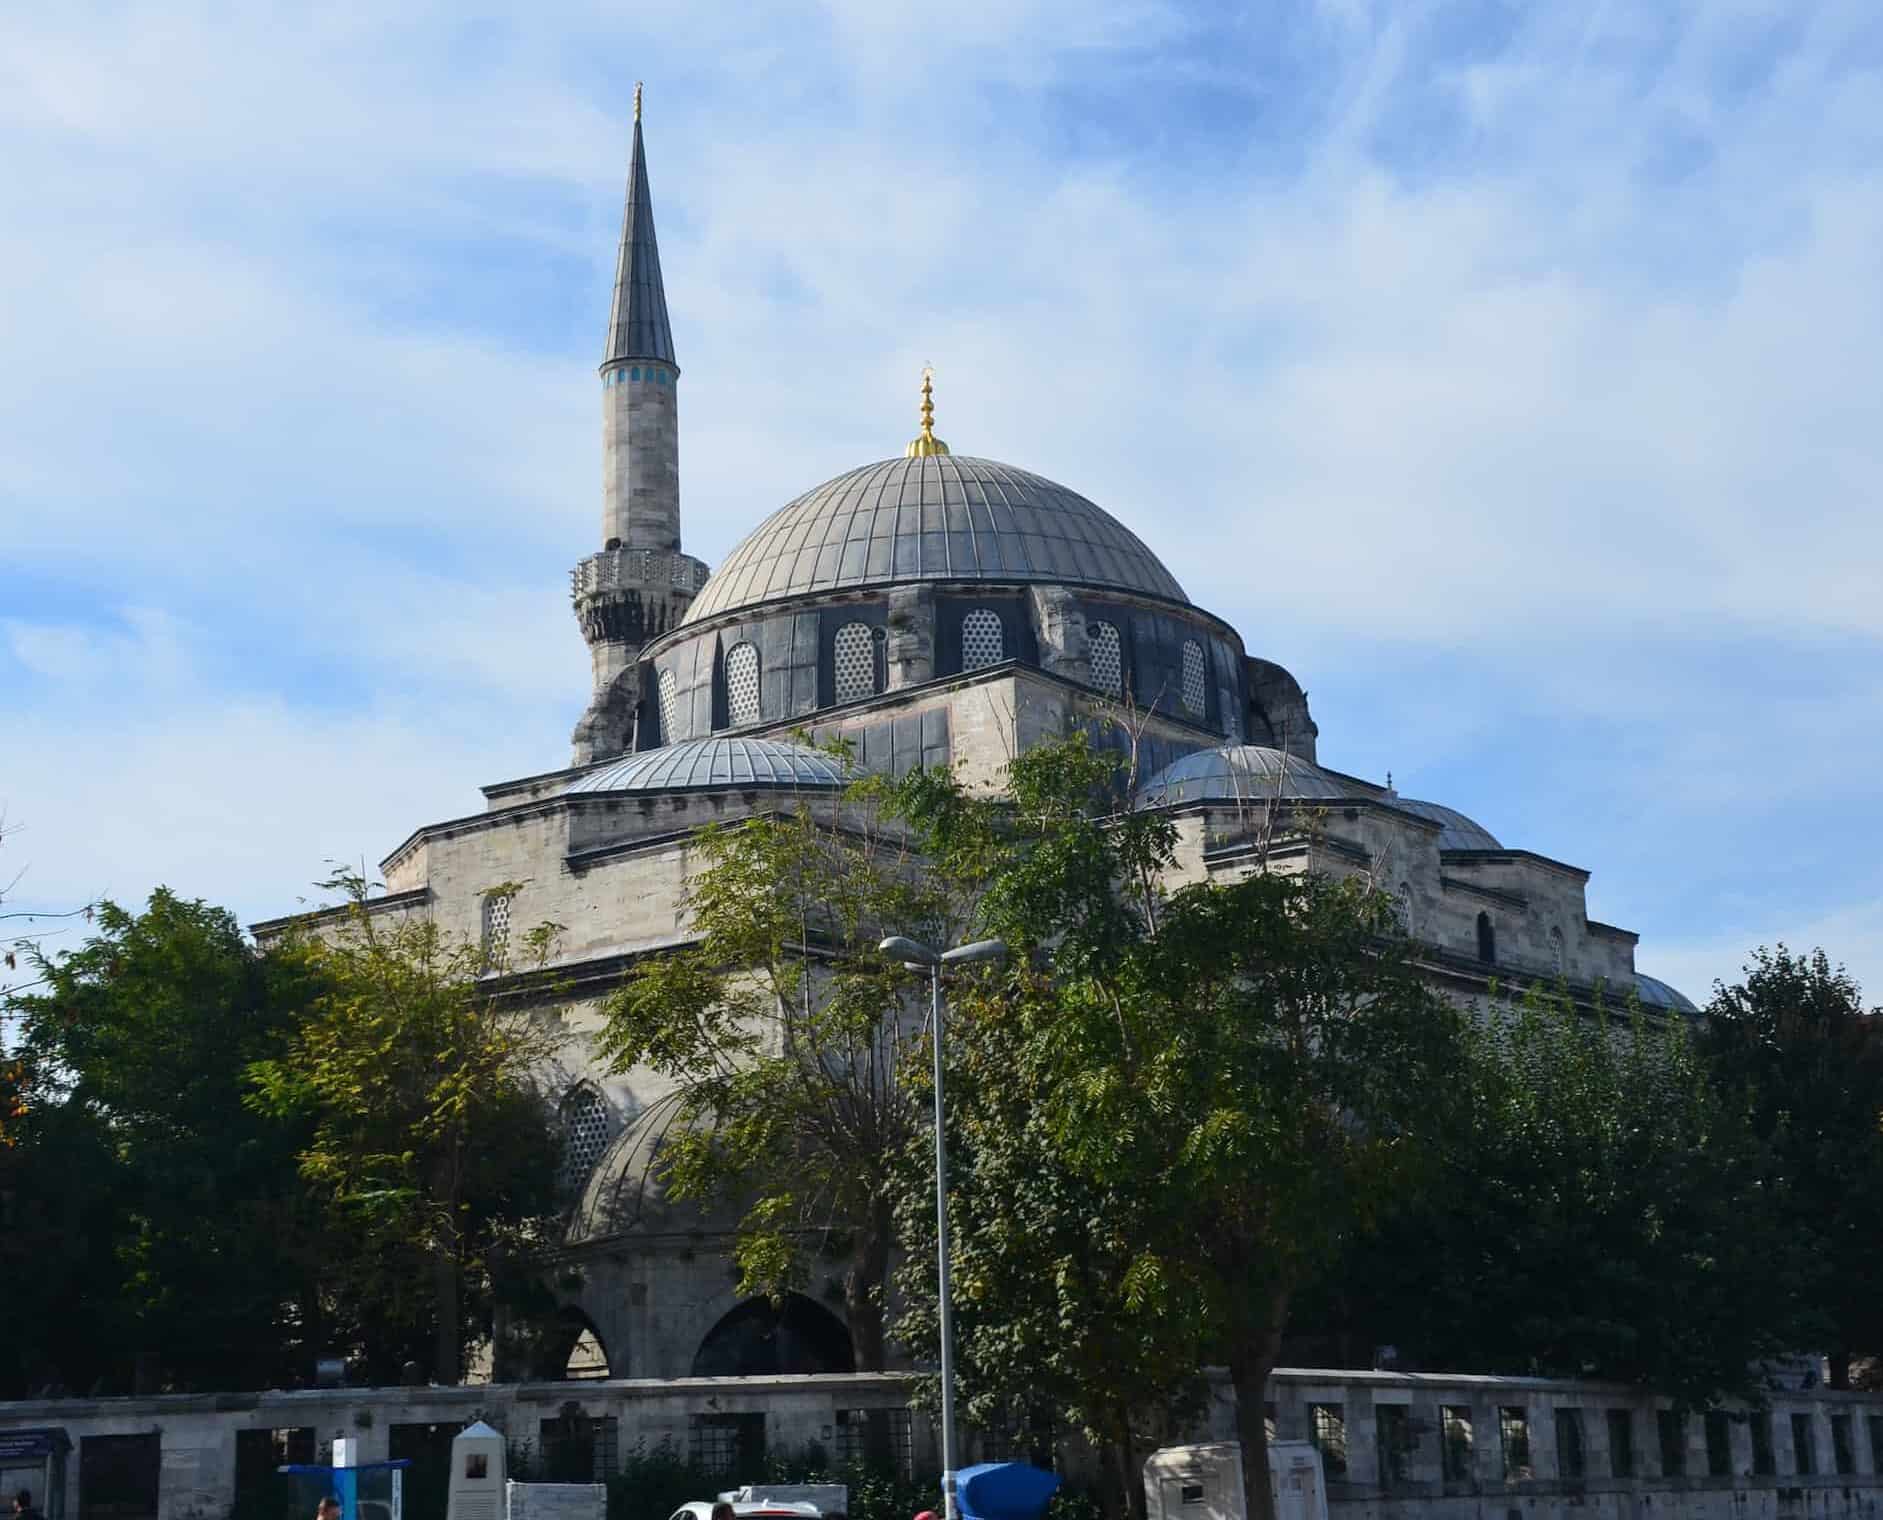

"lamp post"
[879,934,1008,1520]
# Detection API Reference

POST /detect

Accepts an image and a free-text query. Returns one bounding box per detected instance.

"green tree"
[4,889,321,1393]
[1700,946,1883,1388]
[596,769,971,1371]
[1312,985,1805,1402]
[248,871,563,1384]
[892,737,1465,1520]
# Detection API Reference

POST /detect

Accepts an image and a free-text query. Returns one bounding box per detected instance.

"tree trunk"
[433,1244,461,1384]
[844,1201,893,1372]
[1121,1411,1146,1520]
[1231,1293,1290,1520]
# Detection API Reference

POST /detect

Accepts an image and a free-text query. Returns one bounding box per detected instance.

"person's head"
[709,1503,734,1520]
[913,1510,937,1520]
[317,1496,341,1520]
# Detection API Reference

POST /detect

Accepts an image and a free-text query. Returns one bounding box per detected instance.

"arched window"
[834,621,881,703]
[726,641,761,725]
[692,1293,855,1377]
[1090,621,1123,697]
[1180,639,1207,717]
[557,1086,612,1194]
[961,608,1004,671]
[1550,926,1566,975]
[480,890,513,968]
[1396,882,1416,937]
[1476,911,1496,965]
[657,668,680,740]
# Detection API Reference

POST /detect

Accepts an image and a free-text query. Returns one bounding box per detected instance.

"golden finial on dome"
[905,365,950,457]
[634,81,643,123]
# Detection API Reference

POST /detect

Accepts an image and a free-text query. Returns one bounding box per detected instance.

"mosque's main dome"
[682,454,1189,625]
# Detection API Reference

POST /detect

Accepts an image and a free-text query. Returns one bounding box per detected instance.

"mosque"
[255,95,1696,1388]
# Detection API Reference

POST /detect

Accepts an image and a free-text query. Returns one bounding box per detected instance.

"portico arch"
[691,1292,854,1377]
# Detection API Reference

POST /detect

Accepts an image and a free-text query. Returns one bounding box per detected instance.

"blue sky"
[3,0,1881,1004]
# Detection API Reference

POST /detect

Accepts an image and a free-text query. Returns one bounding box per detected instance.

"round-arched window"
[657,668,680,740]
[558,1086,613,1194]
[834,622,881,703]
[1180,639,1207,717]
[1090,621,1123,697]
[962,609,1005,672]
[726,642,761,725]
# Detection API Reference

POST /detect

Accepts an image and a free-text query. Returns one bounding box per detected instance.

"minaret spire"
[571,89,706,766]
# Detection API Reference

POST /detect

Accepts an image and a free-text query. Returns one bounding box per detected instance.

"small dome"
[1136,745,1351,807]
[570,1104,733,1244]
[1392,797,1503,852]
[1633,973,1699,1015]
[683,455,1187,625]
[566,736,847,795]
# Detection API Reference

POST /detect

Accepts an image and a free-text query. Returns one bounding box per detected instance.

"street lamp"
[879,934,1008,1520]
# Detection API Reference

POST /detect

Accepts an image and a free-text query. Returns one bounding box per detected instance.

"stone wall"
[7,1369,1880,1520]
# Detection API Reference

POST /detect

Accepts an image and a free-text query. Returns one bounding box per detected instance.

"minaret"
[570,85,708,764]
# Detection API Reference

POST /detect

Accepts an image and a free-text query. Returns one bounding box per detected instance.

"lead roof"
[603,117,676,369]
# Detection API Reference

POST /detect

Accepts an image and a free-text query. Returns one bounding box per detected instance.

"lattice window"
[834,621,880,703]
[1377,1405,1413,1489]
[688,1412,764,1478]
[961,608,1004,671]
[1500,1407,1533,1481]
[1550,926,1565,974]
[726,642,761,725]
[1441,1407,1474,1483]
[1309,1404,1348,1478]
[558,1087,612,1193]
[657,668,680,740]
[1180,639,1206,716]
[1089,621,1123,696]
[481,891,513,968]
[835,1408,914,1477]
[1395,882,1416,936]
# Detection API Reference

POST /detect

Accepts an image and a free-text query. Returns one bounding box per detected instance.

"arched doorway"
[534,1307,612,1381]
[691,1293,854,1377]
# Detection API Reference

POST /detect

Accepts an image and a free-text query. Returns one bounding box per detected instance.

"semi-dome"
[1633,973,1700,1015]
[1392,797,1503,852]
[683,454,1188,625]
[565,736,846,795]
[1136,745,1351,807]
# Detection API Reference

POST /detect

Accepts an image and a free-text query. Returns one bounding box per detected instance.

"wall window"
[1659,1410,1687,1476]
[1555,1409,1585,1480]
[689,1412,764,1478]
[1376,1405,1412,1489]
[1791,1413,1815,1476]
[1549,926,1566,975]
[1704,1411,1731,1477]
[1832,1414,1854,1476]
[962,608,1005,671]
[480,890,513,968]
[834,621,882,703]
[725,641,761,725]
[1869,1415,1883,1476]
[1477,911,1497,965]
[1499,1407,1532,1481]
[657,668,680,740]
[1751,1413,1775,1476]
[557,1086,612,1194]
[1441,1407,1473,1483]
[1309,1404,1348,1479]
[1180,639,1207,717]
[1607,1410,1636,1478]
[1395,882,1416,936]
[1089,621,1124,697]
[835,1409,914,1478]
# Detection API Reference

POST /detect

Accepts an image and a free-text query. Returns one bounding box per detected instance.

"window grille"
[1395,882,1416,936]
[481,891,513,967]
[1608,1410,1636,1478]
[1376,1405,1412,1489]
[1550,926,1565,974]
[1441,1407,1473,1483]
[1499,1407,1533,1481]
[1792,1413,1816,1476]
[1180,639,1206,717]
[1751,1413,1774,1476]
[962,609,1004,671]
[1704,1412,1731,1477]
[1477,911,1496,965]
[689,1412,764,1478]
[557,1087,612,1193]
[1870,1416,1883,1476]
[1309,1404,1348,1479]
[1556,1409,1585,1480]
[726,642,761,725]
[657,669,680,740]
[835,1408,914,1476]
[834,622,880,703]
[1833,1414,1854,1475]
[537,1413,618,1481]
[1089,621,1123,696]
[1659,1410,1686,1476]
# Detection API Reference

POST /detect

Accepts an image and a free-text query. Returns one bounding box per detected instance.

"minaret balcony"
[571,548,709,605]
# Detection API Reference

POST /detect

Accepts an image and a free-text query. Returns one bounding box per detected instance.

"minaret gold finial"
[634,81,643,122]
[905,365,951,457]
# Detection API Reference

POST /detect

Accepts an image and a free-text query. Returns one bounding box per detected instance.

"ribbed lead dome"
[1136,745,1352,806]
[1391,798,1502,852]
[565,736,847,795]
[683,455,1188,625]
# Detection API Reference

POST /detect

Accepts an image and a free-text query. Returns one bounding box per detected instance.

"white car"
[668,1504,824,1520]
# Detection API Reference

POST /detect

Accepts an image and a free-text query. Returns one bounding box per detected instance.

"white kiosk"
[446,1423,507,1520]
[1143,1442,1326,1520]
